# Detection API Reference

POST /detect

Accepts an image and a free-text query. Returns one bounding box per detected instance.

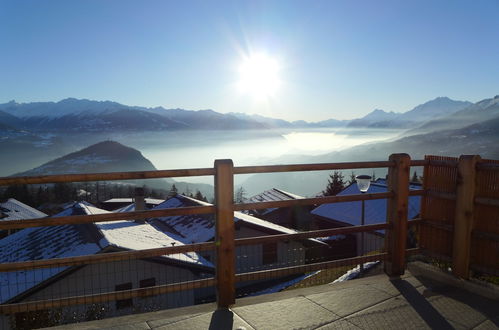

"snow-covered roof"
[103,198,165,205]
[0,198,47,221]
[0,201,211,304]
[149,195,324,245]
[311,179,421,226]
[247,188,304,215]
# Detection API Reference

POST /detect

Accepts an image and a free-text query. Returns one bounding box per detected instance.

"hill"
[13,141,214,199]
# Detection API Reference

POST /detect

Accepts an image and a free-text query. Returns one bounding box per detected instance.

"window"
[139,277,156,288]
[262,242,278,265]
[115,282,133,309]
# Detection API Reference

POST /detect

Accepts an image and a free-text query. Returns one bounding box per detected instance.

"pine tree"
[323,171,345,196]
[348,171,357,185]
[194,190,207,202]
[235,186,247,203]
[169,184,178,197]
[411,171,419,183]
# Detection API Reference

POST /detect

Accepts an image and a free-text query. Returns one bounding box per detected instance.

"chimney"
[134,187,146,223]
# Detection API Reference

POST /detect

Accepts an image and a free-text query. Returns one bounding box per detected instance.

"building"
[0,202,213,328]
[0,198,47,238]
[100,197,165,211]
[311,179,422,256]
[246,188,313,230]
[148,195,326,273]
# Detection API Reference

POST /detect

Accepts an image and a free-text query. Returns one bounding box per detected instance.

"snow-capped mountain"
[0,98,269,131]
[348,97,471,128]
[347,109,399,127]
[414,95,499,133]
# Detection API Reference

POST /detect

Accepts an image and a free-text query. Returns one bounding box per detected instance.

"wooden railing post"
[385,153,410,277]
[452,155,480,279]
[214,159,235,308]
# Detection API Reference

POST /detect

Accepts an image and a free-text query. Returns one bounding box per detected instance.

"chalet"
[0,202,212,328]
[100,197,165,211]
[148,195,325,273]
[246,188,312,230]
[0,198,47,238]
[311,179,421,256]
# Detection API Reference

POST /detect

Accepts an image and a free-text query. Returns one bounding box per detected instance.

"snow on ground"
[332,261,380,283]
[247,271,321,297]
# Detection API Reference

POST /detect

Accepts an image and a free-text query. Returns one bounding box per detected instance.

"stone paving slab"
[47,267,499,330]
[344,296,432,330]
[153,309,255,330]
[306,284,392,317]
[315,319,363,329]
[232,296,340,330]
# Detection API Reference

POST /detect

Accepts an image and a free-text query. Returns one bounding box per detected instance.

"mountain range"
[0,96,473,133]
[240,94,499,195]
[347,97,472,128]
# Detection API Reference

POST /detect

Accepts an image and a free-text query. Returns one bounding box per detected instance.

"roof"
[149,195,324,245]
[103,198,165,205]
[0,198,47,221]
[311,179,421,226]
[0,201,212,304]
[247,188,304,215]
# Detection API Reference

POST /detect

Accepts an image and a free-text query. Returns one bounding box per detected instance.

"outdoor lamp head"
[355,175,372,193]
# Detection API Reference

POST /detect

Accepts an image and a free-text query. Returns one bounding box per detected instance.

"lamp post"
[355,174,372,274]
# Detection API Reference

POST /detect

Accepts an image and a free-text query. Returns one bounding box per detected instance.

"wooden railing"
[0,153,497,317]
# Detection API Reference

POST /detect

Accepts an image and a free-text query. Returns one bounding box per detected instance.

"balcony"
[0,153,497,329]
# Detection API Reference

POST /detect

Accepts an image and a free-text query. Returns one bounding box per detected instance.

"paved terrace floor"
[52,263,498,330]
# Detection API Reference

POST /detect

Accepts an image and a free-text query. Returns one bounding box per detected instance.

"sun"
[237,53,281,99]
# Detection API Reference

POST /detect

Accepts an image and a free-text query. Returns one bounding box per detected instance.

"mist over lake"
[115,127,404,184]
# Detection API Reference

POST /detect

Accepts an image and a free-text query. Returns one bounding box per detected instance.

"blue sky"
[1,0,498,121]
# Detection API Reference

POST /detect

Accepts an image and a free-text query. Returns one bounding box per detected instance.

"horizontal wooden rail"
[235,253,387,282]
[0,168,215,186]
[410,160,428,167]
[426,190,457,201]
[0,242,215,272]
[475,196,499,207]
[234,192,393,211]
[427,159,459,168]
[233,160,395,174]
[235,223,389,246]
[476,162,499,171]
[0,205,215,230]
[0,277,216,314]
[0,160,428,186]
[409,189,425,196]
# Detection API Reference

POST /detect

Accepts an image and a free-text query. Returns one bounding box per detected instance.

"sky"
[1,0,498,121]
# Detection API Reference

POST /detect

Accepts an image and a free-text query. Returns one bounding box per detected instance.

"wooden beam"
[0,205,215,230]
[233,160,394,174]
[384,153,411,277]
[233,191,393,211]
[214,159,235,308]
[0,167,215,186]
[452,155,480,279]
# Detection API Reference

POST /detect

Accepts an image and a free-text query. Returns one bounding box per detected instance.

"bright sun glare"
[237,53,281,99]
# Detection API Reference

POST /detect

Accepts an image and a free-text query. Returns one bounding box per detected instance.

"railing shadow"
[209,308,234,330]
[390,278,454,330]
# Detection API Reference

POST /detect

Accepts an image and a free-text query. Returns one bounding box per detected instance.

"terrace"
[0,153,497,329]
